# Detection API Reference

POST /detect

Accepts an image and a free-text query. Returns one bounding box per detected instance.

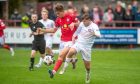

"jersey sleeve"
[71,15,79,23]
[51,20,56,28]
[55,18,60,28]
[92,24,101,37]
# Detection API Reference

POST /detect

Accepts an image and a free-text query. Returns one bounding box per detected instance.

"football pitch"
[0,48,140,84]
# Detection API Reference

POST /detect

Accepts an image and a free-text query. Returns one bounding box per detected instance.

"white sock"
[38,57,43,65]
[63,58,72,70]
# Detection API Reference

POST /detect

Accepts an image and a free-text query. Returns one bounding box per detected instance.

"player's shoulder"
[55,17,61,22]
[48,19,54,23]
[79,22,84,26]
[37,21,44,26]
[90,22,99,28]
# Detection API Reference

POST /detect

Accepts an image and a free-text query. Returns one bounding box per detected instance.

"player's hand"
[37,28,42,34]
[37,28,46,33]
[38,31,44,35]
[69,22,75,30]
[34,32,39,35]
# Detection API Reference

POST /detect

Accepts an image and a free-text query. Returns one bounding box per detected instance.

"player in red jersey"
[59,6,79,75]
[38,3,79,78]
[0,19,14,56]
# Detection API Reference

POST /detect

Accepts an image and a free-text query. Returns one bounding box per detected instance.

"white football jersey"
[74,22,101,48]
[39,19,55,40]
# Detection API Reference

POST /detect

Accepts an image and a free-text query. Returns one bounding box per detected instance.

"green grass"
[0,48,140,84]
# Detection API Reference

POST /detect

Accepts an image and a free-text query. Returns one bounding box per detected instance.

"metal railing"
[2,20,140,28]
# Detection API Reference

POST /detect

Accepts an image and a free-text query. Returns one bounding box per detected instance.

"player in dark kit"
[29,13,46,71]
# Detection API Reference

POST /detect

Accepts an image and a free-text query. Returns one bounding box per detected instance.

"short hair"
[31,13,38,16]
[54,3,64,12]
[41,7,48,14]
[81,14,91,20]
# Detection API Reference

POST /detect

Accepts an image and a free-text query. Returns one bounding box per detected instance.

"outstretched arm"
[38,28,58,33]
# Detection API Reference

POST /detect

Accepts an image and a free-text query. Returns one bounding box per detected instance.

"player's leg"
[46,47,54,56]
[35,40,54,68]
[29,50,36,71]
[48,47,70,78]
[38,40,47,64]
[34,57,43,68]
[84,60,91,84]
[59,47,77,74]
[71,54,78,69]
[81,48,91,83]
[29,41,38,71]
[0,36,14,56]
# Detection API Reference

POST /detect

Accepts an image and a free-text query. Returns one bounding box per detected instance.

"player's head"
[54,3,64,18]
[41,8,48,20]
[82,14,91,27]
[31,13,38,23]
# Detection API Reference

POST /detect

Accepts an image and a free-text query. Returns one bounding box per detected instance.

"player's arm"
[30,32,39,36]
[38,28,58,33]
[92,25,101,38]
[72,25,82,43]
[69,17,80,30]
[50,21,56,36]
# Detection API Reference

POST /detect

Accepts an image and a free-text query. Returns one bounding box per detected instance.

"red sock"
[53,60,63,72]
[3,44,10,50]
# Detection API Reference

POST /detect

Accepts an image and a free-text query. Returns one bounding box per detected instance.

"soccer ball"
[43,55,53,66]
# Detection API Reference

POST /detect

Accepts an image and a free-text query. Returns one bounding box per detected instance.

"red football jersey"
[0,19,6,37]
[55,14,78,41]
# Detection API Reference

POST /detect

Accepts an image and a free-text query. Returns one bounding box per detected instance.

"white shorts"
[45,37,53,49]
[72,42,91,61]
[59,41,73,51]
[0,35,5,45]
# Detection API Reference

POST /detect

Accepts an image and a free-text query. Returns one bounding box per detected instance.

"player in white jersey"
[35,8,55,68]
[63,14,101,83]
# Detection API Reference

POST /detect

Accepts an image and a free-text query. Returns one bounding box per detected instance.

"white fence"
[4,27,61,44]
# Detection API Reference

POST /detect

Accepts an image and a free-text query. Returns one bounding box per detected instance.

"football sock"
[63,58,72,69]
[53,60,63,72]
[38,57,43,65]
[3,44,10,50]
[30,58,35,68]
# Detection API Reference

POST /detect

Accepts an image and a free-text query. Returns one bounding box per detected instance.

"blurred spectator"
[47,2,56,21]
[132,0,138,15]
[79,4,91,21]
[10,9,22,26]
[121,0,126,9]
[114,1,125,27]
[91,6,102,25]
[26,8,35,20]
[66,1,78,18]
[123,5,133,27]
[67,1,73,9]
[134,7,140,27]
[105,4,114,13]
[103,8,114,27]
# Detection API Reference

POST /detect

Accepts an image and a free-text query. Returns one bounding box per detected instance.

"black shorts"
[32,40,46,54]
